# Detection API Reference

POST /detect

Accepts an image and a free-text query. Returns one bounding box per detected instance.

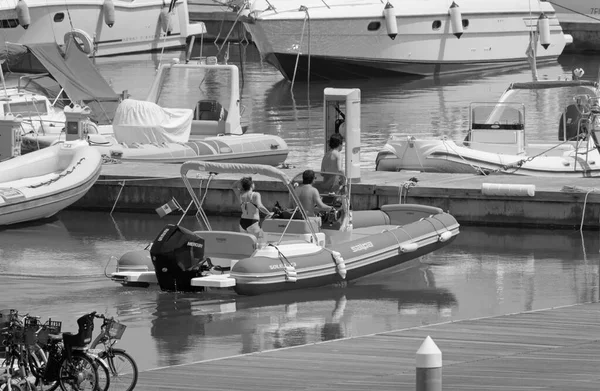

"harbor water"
[1,45,600,372]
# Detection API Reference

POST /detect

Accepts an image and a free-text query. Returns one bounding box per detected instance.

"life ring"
[64,28,94,55]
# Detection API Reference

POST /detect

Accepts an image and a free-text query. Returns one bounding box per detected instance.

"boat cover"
[112,99,193,145]
[7,37,120,125]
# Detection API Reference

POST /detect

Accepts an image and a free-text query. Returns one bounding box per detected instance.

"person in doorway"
[233,176,272,238]
[321,133,344,192]
[289,170,334,217]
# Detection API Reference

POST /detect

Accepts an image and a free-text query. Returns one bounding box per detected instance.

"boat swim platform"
[136,302,600,391]
[70,161,600,229]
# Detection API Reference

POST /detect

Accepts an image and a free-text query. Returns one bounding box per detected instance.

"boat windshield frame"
[180,161,323,243]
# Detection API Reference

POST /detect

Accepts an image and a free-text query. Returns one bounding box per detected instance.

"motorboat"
[375,79,600,177]
[241,0,572,81]
[549,0,600,52]
[75,59,289,165]
[0,0,207,57]
[109,161,460,295]
[0,138,102,226]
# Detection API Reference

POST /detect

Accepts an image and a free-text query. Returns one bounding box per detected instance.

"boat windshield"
[3,99,48,116]
[290,171,348,196]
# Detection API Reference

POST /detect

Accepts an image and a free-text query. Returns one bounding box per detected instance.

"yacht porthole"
[53,13,65,23]
[432,20,442,30]
[367,21,381,31]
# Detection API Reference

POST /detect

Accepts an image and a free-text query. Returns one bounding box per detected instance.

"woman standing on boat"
[233,176,272,238]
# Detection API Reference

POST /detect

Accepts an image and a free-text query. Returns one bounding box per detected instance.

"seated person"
[289,170,334,217]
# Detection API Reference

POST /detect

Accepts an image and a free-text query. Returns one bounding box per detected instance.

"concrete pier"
[69,162,600,229]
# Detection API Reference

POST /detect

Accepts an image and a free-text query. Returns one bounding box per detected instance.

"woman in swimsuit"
[234,176,272,238]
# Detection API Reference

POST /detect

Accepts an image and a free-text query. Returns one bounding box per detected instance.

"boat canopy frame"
[180,161,347,244]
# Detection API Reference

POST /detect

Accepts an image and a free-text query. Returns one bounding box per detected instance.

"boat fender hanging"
[331,251,346,279]
[160,8,172,34]
[438,231,453,243]
[284,265,297,283]
[382,2,397,40]
[449,1,463,39]
[400,242,419,253]
[103,0,115,27]
[16,0,30,30]
[538,13,551,50]
[64,29,94,55]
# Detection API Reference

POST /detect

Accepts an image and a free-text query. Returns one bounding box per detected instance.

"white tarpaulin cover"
[112,99,193,145]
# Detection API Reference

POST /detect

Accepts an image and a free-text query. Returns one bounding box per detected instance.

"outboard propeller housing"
[150,224,206,292]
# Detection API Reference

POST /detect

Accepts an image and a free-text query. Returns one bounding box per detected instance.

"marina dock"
[71,162,600,229]
[136,301,600,390]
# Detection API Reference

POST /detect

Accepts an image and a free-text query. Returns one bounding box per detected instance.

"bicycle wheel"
[99,349,137,391]
[91,357,109,391]
[57,353,98,391]
[27,349,58,391]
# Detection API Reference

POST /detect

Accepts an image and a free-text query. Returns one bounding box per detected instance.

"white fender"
[16,0,30,30]
[159,8,172,34]
[64,29,94,55]
[103,0,115,27]
[439,231,453,242]
[383,2,397,40]
[449,1,463,39]
[538,13,550,50]
[400,242,419,253]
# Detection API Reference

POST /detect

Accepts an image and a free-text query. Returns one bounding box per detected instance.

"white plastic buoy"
[481,183,536,197]
[538,13,551,50]
[438,231,453,243]
[383,2,398,40]
[16,0,30,30]
[159,8,172,34]
[103,0,115,27]
[400,242,419,253]
[416,336,442,391]
[449,1,463,39]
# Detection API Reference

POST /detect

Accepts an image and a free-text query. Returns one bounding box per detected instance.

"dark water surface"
[0,211,598,371]
[2,46,600,371]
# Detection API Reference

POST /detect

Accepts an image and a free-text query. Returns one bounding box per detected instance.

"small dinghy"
[376,79,600,177]
[0,139,102,226]
[110,161,460,296]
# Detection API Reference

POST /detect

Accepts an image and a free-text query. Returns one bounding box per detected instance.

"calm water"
[1,46,600,371]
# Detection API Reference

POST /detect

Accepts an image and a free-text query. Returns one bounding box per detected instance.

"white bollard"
[416,336,442,391]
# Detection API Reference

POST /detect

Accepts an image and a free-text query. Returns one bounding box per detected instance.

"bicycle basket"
[23,325,37,346]
[107,320,127,340]
[37,320,62,347]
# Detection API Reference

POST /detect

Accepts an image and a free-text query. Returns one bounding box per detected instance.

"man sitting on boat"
[290,170,335,217]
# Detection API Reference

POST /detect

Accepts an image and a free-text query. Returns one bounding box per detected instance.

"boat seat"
[262,217,321,234]
[193,230,257,260]
[194,100,228,121]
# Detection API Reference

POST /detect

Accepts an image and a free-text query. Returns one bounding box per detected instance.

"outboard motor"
[150,224,206,292]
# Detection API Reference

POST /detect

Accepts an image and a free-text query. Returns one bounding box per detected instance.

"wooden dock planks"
[136,303,600,390]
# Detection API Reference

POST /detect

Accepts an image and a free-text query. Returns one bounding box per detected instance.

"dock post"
[416,336,442,391]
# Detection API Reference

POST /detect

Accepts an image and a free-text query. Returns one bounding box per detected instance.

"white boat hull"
[0,140,102,226]
[0,0,205,57]
[244,0,570,80]
[376,136,600,177]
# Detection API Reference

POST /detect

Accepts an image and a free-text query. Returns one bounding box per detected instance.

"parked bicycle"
[1,309,100,391]
[88,314,137,391]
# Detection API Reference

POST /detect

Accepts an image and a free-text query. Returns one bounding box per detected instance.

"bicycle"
[89,314,137,391]
[10,311,100,391]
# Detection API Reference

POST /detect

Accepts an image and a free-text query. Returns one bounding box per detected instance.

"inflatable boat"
[376,80,600,177]
[0,140,102,226]
[110,161,460,296]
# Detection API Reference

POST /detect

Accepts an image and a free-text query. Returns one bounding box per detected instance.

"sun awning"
[6,38,120,125]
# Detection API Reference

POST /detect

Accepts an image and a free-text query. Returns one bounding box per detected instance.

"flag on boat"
[156,198,182,217]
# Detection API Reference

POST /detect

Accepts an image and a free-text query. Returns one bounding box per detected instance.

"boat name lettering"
[351,242,374,252]
[269,262,297,270]
[187,242,203,248]
[157,228,169,242]
[591,8,600,14]
[216,238,226,242]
